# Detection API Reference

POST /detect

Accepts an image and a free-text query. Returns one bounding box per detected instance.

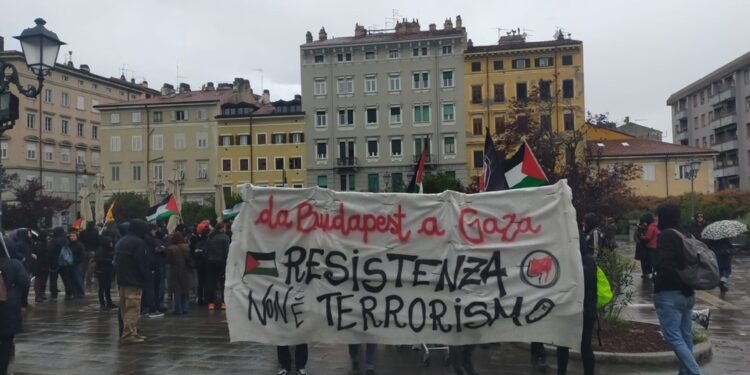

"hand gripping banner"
[225,180,584,349]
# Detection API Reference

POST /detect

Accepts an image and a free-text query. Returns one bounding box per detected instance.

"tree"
[105,192,149,223]
[181,201,216,227]
[0,165,18,191]
[2,179,72,230]
[423,172,465,194]
[225,192,243,209]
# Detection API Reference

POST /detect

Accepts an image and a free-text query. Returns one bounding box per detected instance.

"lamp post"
[74,161,86,220]
[383,172,391,192]
[0,18,64,257]
[683,160,702,218]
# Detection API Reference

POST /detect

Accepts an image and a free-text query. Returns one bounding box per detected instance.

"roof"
[466,39,582,54]
[95,89,237,108]
[301,28,465,48]
[588,139,718,158]
[617,122,662,134]
[667,51,750,105]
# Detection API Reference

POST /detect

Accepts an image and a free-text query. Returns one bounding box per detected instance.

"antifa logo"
[520,250,559,289]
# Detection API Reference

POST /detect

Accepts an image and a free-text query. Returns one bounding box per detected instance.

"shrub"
[597,248,636,324]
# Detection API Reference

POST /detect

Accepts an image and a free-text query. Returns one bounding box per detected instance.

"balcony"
[711,139,738,151]
[710,112,736,128]
[714,165,740,179]
[336,157,358,171]
[674,108,687,120]
[709,85,736,106]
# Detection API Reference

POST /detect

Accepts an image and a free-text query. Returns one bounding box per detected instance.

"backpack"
[670,229,720,290]
[58,245,74,267]
[596,266,613,308]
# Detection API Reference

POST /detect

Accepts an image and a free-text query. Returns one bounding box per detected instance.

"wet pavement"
[9,245,750,374]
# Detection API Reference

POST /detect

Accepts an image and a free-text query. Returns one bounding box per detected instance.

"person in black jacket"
[47,227,73,301]
[115,219,150,344]
[31,231,50,303]
[0,247,31,374]
[96,229,117,311]
[78,222,101,288]
[653,203,702,375]
[686,212,706,241]
[68,232,87,299]
[206,223,230,310]
[141,224,165,318]
[9,229,33,308]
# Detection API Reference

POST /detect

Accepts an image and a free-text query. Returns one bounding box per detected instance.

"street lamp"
[383,172,391,192]
[683,160,702,218]
[74,161,86,219]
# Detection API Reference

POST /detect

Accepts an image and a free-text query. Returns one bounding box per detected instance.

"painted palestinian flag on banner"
[504,140,548,189]
[244,251,279,277]
[146,194,180,222]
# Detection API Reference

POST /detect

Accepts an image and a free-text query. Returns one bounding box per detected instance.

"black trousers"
[640,249,654,275]
[0,335,14,375]
[449,345,476,374]
[97,270,113,306]
[556,313,596,375]
[49,267,72,298]
[277,345,308,371]
[206,261,226,305]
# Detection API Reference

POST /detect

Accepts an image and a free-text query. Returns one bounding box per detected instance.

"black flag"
[481,131,508,192]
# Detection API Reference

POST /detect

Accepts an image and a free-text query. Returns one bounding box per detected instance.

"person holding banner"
[449,344,477,375]
[276,344,308,375]
[348,343,376,374]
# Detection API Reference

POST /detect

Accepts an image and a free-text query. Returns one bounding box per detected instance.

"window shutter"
[300,133,305,143]
[534,58,540,67]
[170,111,176,121]
[271,136,276,145]
[674,164,680,179]
[184,111,189,121]
[512,60,517,69]
[282,134,288,144]
[525,59,531,67]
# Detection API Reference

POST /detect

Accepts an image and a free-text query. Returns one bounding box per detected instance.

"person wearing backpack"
[206,223,230,310]
[634,214,654,279]
[47,227,73,301]
[653,203,702,375]
[0,248,31,374]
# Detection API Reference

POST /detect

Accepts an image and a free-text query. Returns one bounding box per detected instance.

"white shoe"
[296,369,307,375]
[277,369,289,375]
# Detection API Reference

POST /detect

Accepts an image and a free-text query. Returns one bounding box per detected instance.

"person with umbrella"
[701,220,747,293]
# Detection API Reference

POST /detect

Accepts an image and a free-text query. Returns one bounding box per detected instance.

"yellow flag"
[105,201,115,222]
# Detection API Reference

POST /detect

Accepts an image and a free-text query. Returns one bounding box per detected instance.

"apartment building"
[668,51,750,191]
[95,79,256,204]
[300,17,468,192]
[464,31,585,176]
[0,44,156,226]
[216,91,306,191]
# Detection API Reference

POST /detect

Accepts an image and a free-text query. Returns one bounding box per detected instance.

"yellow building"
[590,139,716,197]
[585,124,635,141]
[464,32,585,176]
[216,93,306,191]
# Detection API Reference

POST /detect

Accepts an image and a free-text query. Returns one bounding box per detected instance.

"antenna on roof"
[493,27,507,39]
[176,64,187,88]
[385,9,401,30]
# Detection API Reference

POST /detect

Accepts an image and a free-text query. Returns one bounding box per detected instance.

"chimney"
[429,23,437,32]
[179,82,191,93]
[294,94,301,101]
[443,18,453,30]
[318,27,327,41]
[261,89,270,104]
[305,31,313,43]
[217,83,233,90]
[79,64,90,73]
[131,78,136,84]
[456,15,462,29]
[624,116,630,124]
[354,23,367,38]
[467,39,474,49]
[120,74,126,81]
[141,80,148,88]
[205,82,215,91]
[233,77,251,93]
[160,83,175,96]
[67,61,74,68]
[0,36,4,52]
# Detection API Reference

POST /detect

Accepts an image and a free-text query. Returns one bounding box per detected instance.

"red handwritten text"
[458,208,541,244]
[295,201,412,243]
[417,216,446,237]
[254,195,293,229]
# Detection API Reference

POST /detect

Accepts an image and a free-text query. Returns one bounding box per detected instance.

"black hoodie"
[654,203,693,296]
[115,220,149,288]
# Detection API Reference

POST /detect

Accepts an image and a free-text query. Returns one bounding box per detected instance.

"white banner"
[225,180,584,349]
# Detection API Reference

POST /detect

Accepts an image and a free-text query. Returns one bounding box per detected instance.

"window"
[173,110,186,121]
[76,96,85,110]
[317,175,328,188]
[745,69,750,85]
[44,116,53,132]
[413,105,430,123]
[27,112,35,129]
[471,61,481,72]
[367,174,379,192]
[442,103,455,122]
[338,109,354,126]
[77,122,84,137]
[366,108,378,125]
[174,133,186,150]
[444,136,455,155]
[564,112,575,131]
[150,111,161,122]
[390,138,402,156]
[315,111,327,127]
[91,125,98,140]
[337,77,354,94]
[43,176,53,190]
[43,89,53,103]
[314,54,324,63]
[494,116,506,134]
[516,82,528,100]
[257,133,267,145]
[253,157,266,171]
[562,55,573,66]
[442,45,452,55]
[174,161,186,177]
[43,145,53,162]
[316,142,328,159]
[314,79,327,95]
[92,151,100,166]
[412,48,420,57]
[414,137,430,156]
[472,118,483,135]
[700,91,705,105]
[563,79,574,98]
[390,106,402,124]
[291,133,304,143]
[132,165,142,181]
[275,157,284,170]
[0,142,6,159]
[196,132,208,148]
[541,114,552,132]
[365,76,377,93]
[473,150,484,168]
[153,163,164,181]
[222,159,232,172]
[367,139,379,157]
[512,58,530,69]
[336,52,352,62]
[60,148,70,163]
[693,116,699,130]
[494,84,505,102]
[535,57,554,67]
[76,150,85,164]
[220,135,233,146]
[239,158,249,171]
[60,119,68,134]
[148,134,163,151]
[272,133,287,144]
[493,60,504,70]
[197,109,207,120]
[132,135,143,151]
[365,51,376,60]
[61,92,69,107]
[289,157,302,169]
[412,72,429,89]
[197,162,209,179]
[340,174,356,191]
[110,113,120,124]
[111,166,120,182]
[539,80,551,99]
[389,74,401,91]
[471,85,482,103]
[388,49,400,59]
[441,70,454,87]
[641,164,655,181]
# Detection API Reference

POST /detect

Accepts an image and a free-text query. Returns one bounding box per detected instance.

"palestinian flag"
[245,251,279,277]
[146,194,180,222]
[222,203,242,221]
[406,145,427,194]
[504,140,548,189]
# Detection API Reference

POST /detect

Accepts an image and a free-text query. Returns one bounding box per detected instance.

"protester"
[47,227,73,301]
[190,221,211,305]
[9,229,33,308]
[165,232,192,315]
[653,203,702,375]
[79,222,101,288]
[634,214,653,278]
[644,213,660,279]
[115,219,150,344]
[31,231,50,303]
[349,343,377,374]
[603,216,618,250]
[277,345,308,375]
[68,231,87,299]
[141,224,165,318]
[704,238,734,293]
[0,247,31,374]
[95,227,117,311]
[449,344,477,375]
[687,212,707,240]
[206,222,230,310]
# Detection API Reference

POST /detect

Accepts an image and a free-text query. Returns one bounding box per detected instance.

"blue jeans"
[349,344,377,370]
[173,293,190,314]
[72,263,86,297]
[654,291,702,375]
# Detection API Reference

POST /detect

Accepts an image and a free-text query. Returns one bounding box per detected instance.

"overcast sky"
[4,0,749,139]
